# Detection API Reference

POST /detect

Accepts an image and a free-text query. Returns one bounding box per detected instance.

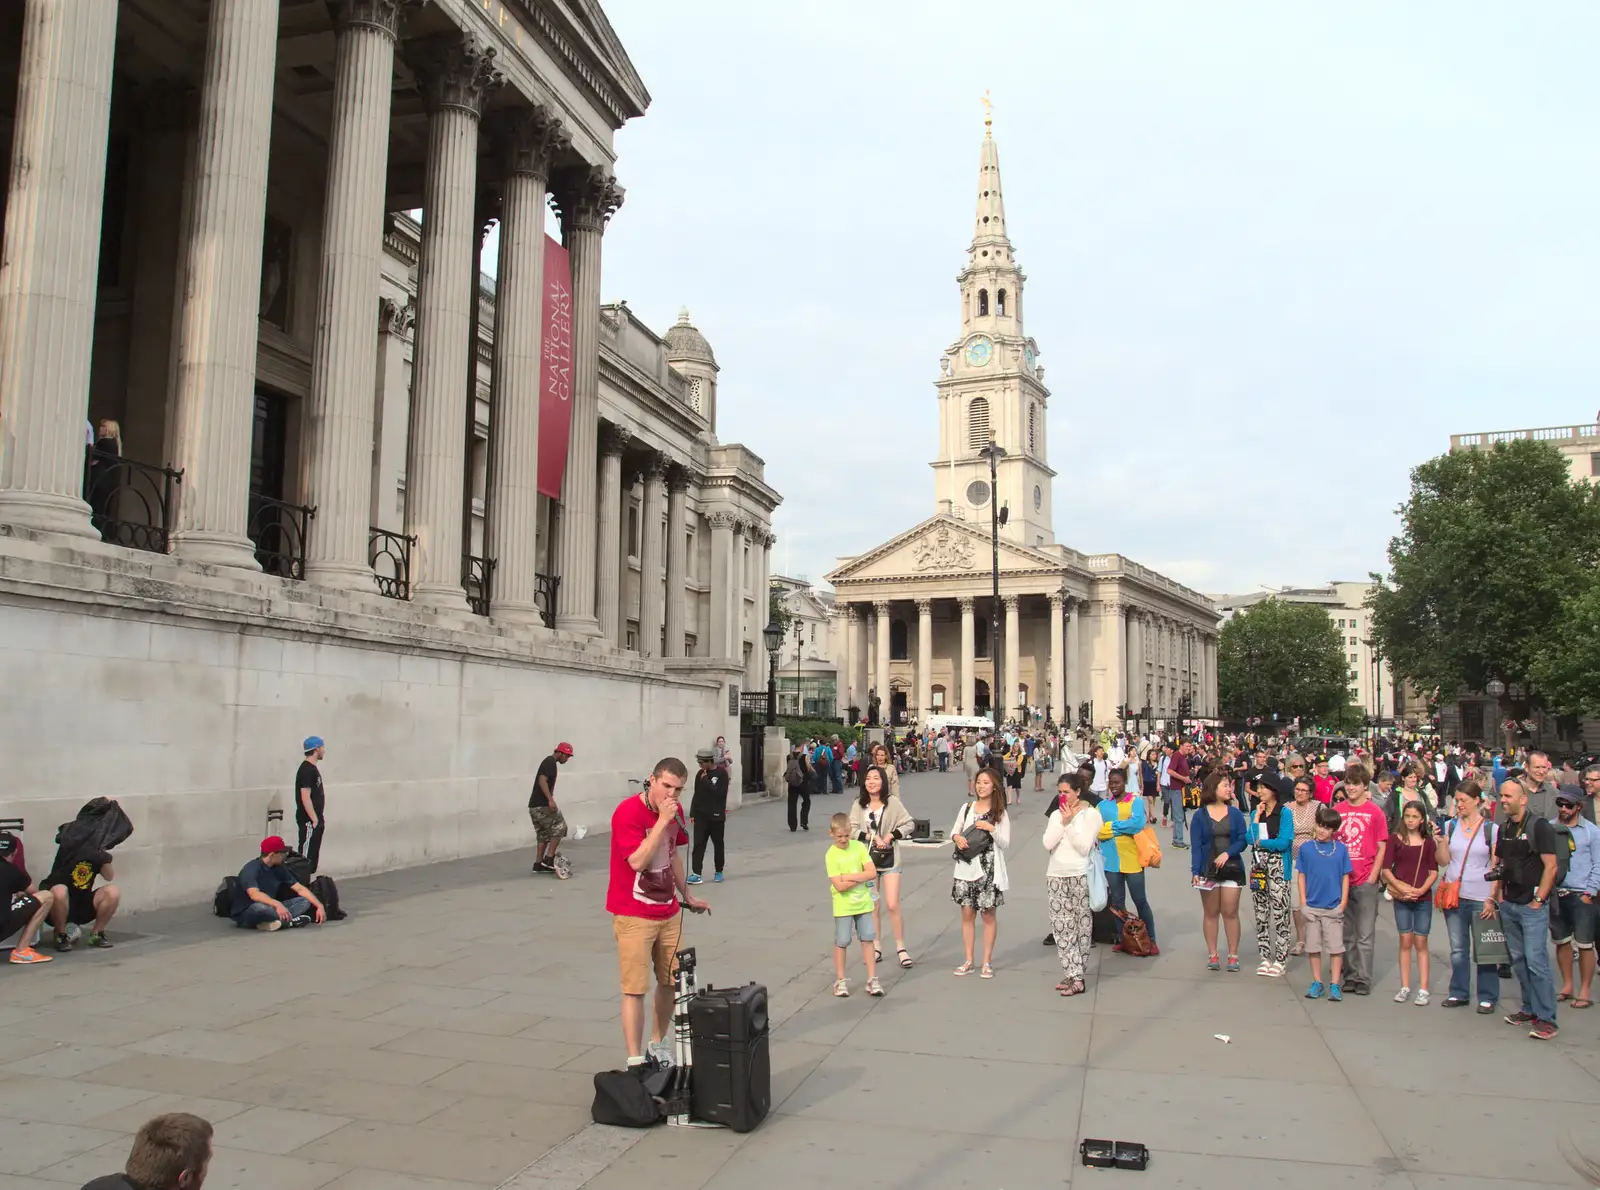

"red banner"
[537,235,574,500]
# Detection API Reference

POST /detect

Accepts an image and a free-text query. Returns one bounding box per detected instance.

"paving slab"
[5,766,1600,1189]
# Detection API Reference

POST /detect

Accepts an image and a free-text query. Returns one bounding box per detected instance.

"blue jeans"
[1162,791,1186,845]
[1501,899,1557,1024]
[1106,869,1156,944]
[1444,900,1500,1004]
[235,895,310,929]
[938,754,948,772]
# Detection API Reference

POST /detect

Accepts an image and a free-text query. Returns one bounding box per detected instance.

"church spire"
[970,93,1011,264]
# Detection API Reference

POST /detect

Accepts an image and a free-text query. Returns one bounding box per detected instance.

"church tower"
[932,104,1054,548]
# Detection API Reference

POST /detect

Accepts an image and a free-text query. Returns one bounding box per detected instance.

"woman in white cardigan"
[951,766,1011,978]
[1044,770,1103,996]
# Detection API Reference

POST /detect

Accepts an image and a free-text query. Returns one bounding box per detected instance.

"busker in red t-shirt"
[607,757,712,1067]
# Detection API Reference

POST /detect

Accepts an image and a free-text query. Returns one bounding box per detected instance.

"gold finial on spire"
[981,89,993,137]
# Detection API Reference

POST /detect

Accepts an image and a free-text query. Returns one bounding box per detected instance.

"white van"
[926,714,994,736]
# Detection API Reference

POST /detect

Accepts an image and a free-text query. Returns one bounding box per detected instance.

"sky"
[548,0,1600,596]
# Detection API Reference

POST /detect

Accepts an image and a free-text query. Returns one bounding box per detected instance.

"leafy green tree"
[767,584,795,637]
[1368,438,1600,696]
[1531,578,1600,714]
[1218,598,1351,722]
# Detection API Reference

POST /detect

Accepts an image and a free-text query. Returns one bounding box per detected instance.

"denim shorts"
[1552,890,1598,947]
[834,911,876,948]
[1393,897,1433,936]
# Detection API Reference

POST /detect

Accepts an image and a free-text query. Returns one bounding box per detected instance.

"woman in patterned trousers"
[1249,774,1296,977]
[1043,773,1103,996]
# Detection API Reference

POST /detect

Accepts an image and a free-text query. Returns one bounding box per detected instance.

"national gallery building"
[0,0,778,907]
[828,122,1216,730]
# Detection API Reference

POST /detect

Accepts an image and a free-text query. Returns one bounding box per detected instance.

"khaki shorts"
[1303,905,1345,955]
[613,912,683,996]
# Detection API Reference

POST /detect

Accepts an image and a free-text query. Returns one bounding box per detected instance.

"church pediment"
[827,516,1062,584]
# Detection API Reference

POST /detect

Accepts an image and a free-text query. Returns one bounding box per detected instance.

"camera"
[1482,864,1506,884]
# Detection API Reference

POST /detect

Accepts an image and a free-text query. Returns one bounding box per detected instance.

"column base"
[490,601,551,629]
[412,581,471,612]
[171,530,262,572]
[0,491,100,541]
[303,558,379,593]
[555,612,603,637]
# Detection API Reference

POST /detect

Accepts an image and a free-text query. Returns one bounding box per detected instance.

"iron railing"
[534,572,559,629]
[369,528,415,600]
[85,450,183,554]
[247,495,314,580]
[462,554,495,616]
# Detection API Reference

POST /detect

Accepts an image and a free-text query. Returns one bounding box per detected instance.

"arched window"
[890,619,908,661]
[977,288,989,316]
[997,288,1007,316]
[967,397,990,450]
[1028,403,1037,453]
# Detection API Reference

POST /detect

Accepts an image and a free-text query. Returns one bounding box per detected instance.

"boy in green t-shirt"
[826,812,881,998]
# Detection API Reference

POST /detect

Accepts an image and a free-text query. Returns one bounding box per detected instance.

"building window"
[626,625,638,650]
[1349,653,1357,663]
[810,624,816,643]
[1335,618,1344,628]
[996,289,1006,316]
[977,288,989,316]
[967,397,990,450]
[1349,636,1357,645]
[686,377,703,412]
[1028,404,1037,453]
[627,505,638,558]
[974,617,990,658]
[932,685,946,709]
[1591,451,1600,477]
[890,619,908,660]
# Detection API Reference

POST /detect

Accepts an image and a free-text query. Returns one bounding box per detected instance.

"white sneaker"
[833,979,850,997]
[647,1039,674,1067]
[1414,989,1431,1006]
[1393,987,1412,1003]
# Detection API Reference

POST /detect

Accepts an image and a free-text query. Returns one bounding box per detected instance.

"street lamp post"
[794,621,804,717]
[1486,678,1507,754]
[979,439,1006,727]
[762,618,784,728]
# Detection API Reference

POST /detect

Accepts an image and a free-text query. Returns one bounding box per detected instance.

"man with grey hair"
[1519,751,1560,824]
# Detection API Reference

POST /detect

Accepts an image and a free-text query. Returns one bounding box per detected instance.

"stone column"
[551,166,623,635]
[750,532,773,690]
[1108,601,1127,725]
[727,520,747,666]
[844,605,859,712]
[874,600,892,712]
[1127,609,1143,714]
[595,424,629,645]
[164,0,282,566]
[0,0,120,537]
[1049,592,1066,726]
[371,298,414,531]
[1065,597,1081,720]
[959,597,976,715]
[638,455,667,657]
[916,599,933,722]
[300,0,408,588]
[403,35,500,607]
[1207,636,1218,716]
[665,466,689,658]
[708,512,736,658]
[1003,595,1020,721]
[487,107,566,623]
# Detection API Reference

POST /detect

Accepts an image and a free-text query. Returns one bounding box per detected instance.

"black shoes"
[1042,933,1055,947]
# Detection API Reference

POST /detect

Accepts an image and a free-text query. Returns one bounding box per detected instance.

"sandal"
[953,961,974,976]
[898,948,914,969]
[1060,980,1085,997]
[875,947,883,963]
[1054,979,1071,992]
[980,963,994,979]
[1573,999,1593,1009]
[1558,991,1573,1003]
[1291,941,1305,957]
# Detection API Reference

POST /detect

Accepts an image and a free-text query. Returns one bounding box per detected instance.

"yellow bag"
[1134,825,1163,870]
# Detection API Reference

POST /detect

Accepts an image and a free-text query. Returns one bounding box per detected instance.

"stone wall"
[0,532,742,910]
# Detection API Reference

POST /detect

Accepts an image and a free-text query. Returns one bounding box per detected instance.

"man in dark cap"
[687,747,730,884]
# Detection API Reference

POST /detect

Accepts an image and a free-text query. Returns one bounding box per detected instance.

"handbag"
[1134,825,1163,870]
[867,810,896,870]
[1087,846,1108,912]
[1435,817,1486,911]
[953,804,993,863]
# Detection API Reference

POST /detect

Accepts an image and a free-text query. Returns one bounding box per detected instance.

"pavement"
[2,766,1599,1190]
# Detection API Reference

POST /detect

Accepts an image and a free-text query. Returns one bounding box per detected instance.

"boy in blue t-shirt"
[1296,803,1352,1002]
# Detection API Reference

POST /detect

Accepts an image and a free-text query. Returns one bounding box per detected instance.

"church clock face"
[965,336,993,367]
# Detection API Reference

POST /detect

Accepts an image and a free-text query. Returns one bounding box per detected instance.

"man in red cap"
[229,836,325,931]
[530,743,574,876]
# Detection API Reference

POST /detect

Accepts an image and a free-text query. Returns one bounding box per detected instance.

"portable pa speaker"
[689,982,770,1132]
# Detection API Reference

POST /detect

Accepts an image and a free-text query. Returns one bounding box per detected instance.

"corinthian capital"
[599,423,631,458]
[330,0,418,39]
[551,164,625,235]
[378,296,415,338]
[411,33,503,118]
[498,105,569,181]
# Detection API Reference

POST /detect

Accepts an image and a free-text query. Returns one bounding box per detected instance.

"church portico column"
[551,167,623,636]
[1107,600,1127,726]
[1049,592,1066,727]
[168,0,284,569]
[874,600,892,713]
[0,0,119,538]
[638,455,667,657]
[664,466,689,658]
[708,512,736,658]
[595,424,630,645]
[852,608,869,715]
[916,599,933,723]
[403,34,500,607]
[1003,595,1020,721]
[300,0,410,588]
[487,106,567,623]
[1065,596,1081,722]
[959,597,976,715]
[844,605,860,712]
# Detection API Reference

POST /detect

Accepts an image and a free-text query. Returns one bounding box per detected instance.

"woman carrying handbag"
[849,764,916,970]
[1190,770,1251,972]
[1434,780,1500,1011]
[951,767,1011,978]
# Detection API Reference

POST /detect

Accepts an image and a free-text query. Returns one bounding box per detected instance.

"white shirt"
[1043,805,1102,877]
[1091,758,1109,793]
[1108,746,1126,767]
[951,801,1011,890]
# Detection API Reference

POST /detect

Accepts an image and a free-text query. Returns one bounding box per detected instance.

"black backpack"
[311,874,347,921]
[591,1067,666,1128]
[212,876,238,919]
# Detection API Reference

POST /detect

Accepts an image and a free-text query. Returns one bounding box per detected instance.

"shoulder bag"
[1435,816,1484,910]
[867,809,896,870]
[953,804,993,863]
[1087,844,1108,912]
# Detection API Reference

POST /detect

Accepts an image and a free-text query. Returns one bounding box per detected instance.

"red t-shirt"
[606,793,689,920]
[1313,775,1336,805]
[1335,799,1389,885]
[1167,754,1191,788]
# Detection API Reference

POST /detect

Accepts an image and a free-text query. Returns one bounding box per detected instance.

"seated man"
[230,836,325,931]
[81,1110,212,1190]
[46,845,121,951]
[2,846,54,965]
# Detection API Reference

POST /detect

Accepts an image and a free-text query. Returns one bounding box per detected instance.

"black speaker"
[689,982,770,1132]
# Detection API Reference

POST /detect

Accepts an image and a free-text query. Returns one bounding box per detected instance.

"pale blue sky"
[579,0,1600,594]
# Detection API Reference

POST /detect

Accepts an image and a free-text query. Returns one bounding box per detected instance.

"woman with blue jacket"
[1247,772,1295,978]
[1191,768,1251,971]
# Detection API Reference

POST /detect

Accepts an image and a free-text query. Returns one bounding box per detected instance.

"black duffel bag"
[591,1064,668,1128]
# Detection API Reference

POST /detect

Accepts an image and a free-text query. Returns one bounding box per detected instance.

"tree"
[1218,598,1350,722]
[767,584,795,638]
[1368,438,1600,696]
[1531,579,1600,715]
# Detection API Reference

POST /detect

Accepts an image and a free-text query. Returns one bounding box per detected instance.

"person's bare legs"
[861,937,877,982]
[92,885,120,933]
[1416,932,1430,991]
[1201,888,1221,956]
[980,908,998,966]
[960,906,977,966]
[881,873,906,955]
[19,889,52,941]
[1398,932,1414,989]
[1557,940,1574,1000]
[45,885,69,937]
[620,992,647,1059]
[1330,953,1344,986]
[649,982,673,1048]
[1308,950,1323,984]
[834,944,848,982]
[1580,945,1596,1003]
[1219,887,1242,959]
